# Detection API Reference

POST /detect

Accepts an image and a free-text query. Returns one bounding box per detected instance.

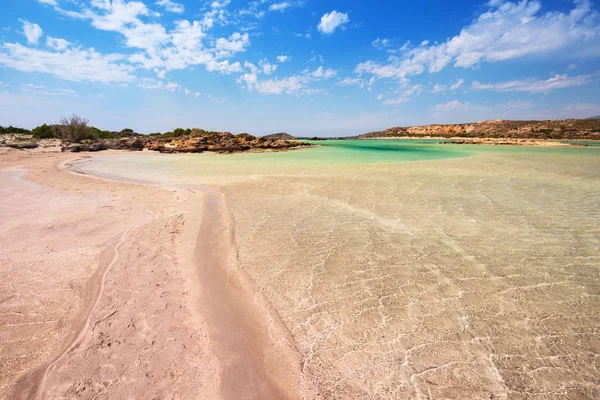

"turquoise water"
[73,139,600,186]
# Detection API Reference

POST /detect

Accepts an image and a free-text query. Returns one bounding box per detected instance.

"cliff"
[356,119,600,140]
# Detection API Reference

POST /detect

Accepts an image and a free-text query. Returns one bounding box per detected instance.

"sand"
[2,142,599,400]
[0,149,300,400]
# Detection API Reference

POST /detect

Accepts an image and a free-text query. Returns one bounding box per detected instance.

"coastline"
[0,149,303,399]
[350,136,598,146]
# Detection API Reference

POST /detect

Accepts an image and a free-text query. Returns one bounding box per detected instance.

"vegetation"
[32,124,55,139]
[54,114,96,142]
[0,125,30,134]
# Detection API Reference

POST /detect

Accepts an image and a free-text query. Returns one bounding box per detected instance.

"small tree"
[32,124,55,139]
[55,114,96,142]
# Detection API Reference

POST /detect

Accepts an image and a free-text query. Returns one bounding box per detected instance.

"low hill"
[355,119,600,140]
[585,115,600,120]
[263,132,296,140]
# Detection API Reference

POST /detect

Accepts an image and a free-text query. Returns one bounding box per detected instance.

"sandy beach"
[0,149,301,400]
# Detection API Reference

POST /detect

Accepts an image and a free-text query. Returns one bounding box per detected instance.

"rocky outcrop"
[146,132,310,154]
[107,137,146,151]
[263,132,296,140]
[62,142,108,152]
[45,131,310,154]
[357,119,600,140]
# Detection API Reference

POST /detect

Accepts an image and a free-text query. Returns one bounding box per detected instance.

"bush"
[0,125,30,134]
[55,114,96,142]
[32,124,55,139]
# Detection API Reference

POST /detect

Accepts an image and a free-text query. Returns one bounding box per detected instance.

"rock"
[6,142,39,149]
[108,137,145,151]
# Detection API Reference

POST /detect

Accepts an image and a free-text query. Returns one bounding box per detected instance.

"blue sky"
[0,0,599,136]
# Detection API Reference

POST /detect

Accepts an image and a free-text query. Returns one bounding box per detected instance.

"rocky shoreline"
[0,132,312,154]
[356,118,600,140]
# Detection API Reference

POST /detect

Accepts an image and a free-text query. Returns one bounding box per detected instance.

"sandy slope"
[0,150,300,399]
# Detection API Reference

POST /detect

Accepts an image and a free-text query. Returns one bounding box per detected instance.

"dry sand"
[0,149,301,399]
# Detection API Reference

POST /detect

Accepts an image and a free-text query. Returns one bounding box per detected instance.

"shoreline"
[0,150,304,399]
[348,136,599,146]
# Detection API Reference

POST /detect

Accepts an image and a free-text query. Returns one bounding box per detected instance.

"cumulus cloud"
[155,0,185,14]
[318,11,349,34]
[0,42,135,83]
[238,64,337,94]
[269,2,291,12]
[259,59,277,75]
[472,73,592,93]
[5,2,253,84]
[356,1,600,81]
[382,84,423,105]
[22,21,43,45]
[215,32,250,57]
[46,36,71,51]
[276,55,289,62]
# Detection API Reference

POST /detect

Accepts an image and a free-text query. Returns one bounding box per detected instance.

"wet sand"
[0,150,300,399]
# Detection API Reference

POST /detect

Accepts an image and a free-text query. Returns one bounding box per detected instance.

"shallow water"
[74,141,600,399]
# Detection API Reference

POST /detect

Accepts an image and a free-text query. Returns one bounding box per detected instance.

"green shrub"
[32,124,55,139]
[55,114,96,143]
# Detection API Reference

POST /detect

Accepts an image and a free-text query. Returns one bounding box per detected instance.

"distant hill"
[355,119,600,140]
[263,132,296,140]
[585,115,600,120]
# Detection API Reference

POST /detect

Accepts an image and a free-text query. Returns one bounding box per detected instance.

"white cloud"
[194,92,201,97]
[205,59,242,74]
[21,83,78,97]
[156,0,185,14]
[238,65,336,95]
[504,100,534,109]
[259,59,277,75]
[433,100,472,112]
[276,55,289,62]
[211,0,231,9]
[337,77,364,86]
[472,73,592,93]
[46,36,70,51]
[137,78,179,91]
[372,38,391,50]
[0,42,135,83]
[293,32,311,39]
[430,78,464,93]
[37,0,58,6]
[311,66,337,79]
[269,2,291,12]
[431,84,446,93]
[355,1,600,81]
[214,32,250,57]
[317,11,350,34]
[21,2,252,80]
[382,84,423,105]
[22,21,43,45]
[450,78,464,90]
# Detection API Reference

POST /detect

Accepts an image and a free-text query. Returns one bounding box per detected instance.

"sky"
[0,0,599,136]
